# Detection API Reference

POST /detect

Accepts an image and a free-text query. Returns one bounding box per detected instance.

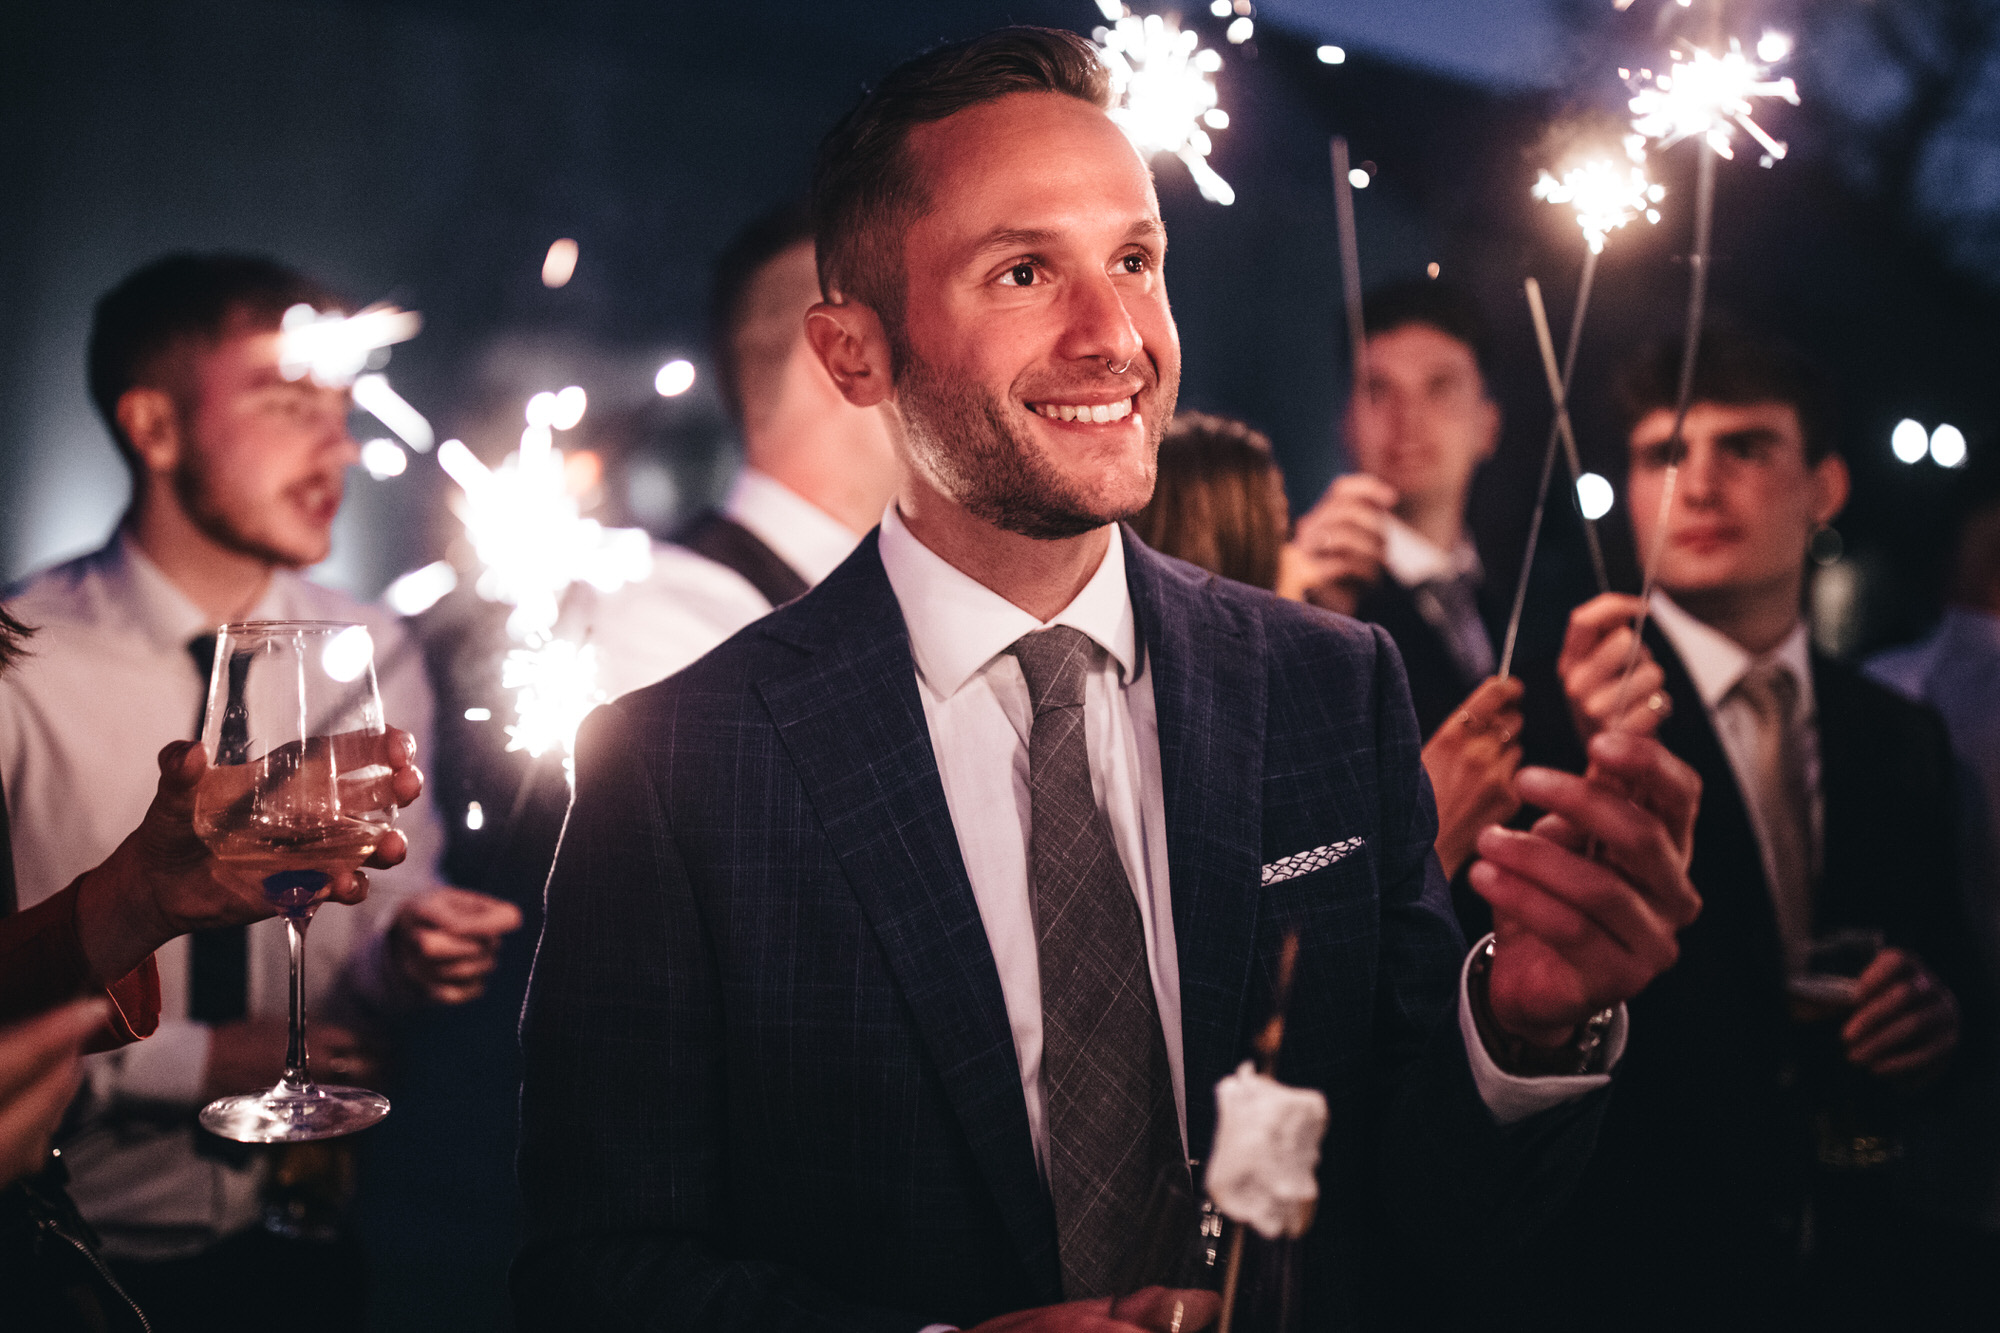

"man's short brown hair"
[1614,326,1837,464]
[810,27,1111,338]
[87,252,342,471]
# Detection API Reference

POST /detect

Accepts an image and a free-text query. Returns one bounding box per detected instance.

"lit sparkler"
[1628,40,1798,165]
[1532,138,1665,255]
[500,635,605,763]
[1096,11,1236,205]
[432,392,651,775]
[278,302,421,387]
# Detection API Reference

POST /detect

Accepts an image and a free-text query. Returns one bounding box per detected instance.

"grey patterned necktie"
[1734,661,1814,970]
[1010,626,1186,1299]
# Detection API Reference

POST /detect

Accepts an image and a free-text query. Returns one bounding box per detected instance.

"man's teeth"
[1034,398,1134,424]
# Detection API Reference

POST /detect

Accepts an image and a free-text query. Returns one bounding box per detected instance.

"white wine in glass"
[194,621,395,1143]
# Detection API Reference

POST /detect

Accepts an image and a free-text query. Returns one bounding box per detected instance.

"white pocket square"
[1261,837,1366,886]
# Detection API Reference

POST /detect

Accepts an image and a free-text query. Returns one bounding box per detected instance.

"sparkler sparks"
[1533,138,1666,254]
[1628,40,1799,164]
[277,303,421,387]
[500,635,606,762]
[1096,12,1236,205]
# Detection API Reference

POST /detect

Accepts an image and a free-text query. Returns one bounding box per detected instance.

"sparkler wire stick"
[1329,137,1367,400]
[1498,262,1608,679]
[1607,140,1717,723]
[1215,932,1301,1333]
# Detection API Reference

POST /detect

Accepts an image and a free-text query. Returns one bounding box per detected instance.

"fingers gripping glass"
[195,622,394,1143]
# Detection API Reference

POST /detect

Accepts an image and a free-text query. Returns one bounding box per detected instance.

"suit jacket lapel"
[754,536,1059,1299]
[1123,533,1268,1166]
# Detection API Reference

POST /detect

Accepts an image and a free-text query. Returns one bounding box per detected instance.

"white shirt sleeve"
[1456,934,1627,1126]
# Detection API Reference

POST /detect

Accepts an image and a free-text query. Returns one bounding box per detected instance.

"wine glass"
[194,621,395,1143]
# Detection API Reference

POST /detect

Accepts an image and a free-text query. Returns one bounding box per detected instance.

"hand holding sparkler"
[1291,473,1394,616]
[1424,676,1526,880]
[1558,594,1674,744]
[1468,731,1702,1057]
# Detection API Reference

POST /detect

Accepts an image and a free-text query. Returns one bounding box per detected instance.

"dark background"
[5,2,1997,1326]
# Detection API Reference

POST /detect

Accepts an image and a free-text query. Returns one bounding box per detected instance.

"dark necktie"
[1415,570,1495,684]
[187,633,248,1024]
[1010,626,1187,1299]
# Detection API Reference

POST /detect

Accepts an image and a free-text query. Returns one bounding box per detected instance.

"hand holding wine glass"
[70,732,423,988]
[193,620,407,1143]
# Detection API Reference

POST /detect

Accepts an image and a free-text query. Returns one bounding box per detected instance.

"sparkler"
[277,303,420,387]
[1096,10,1235,205]
[1607,5,1799,722]
[1628,40,1798,166]
[1496,141,1665,674]
[434,398,653,776]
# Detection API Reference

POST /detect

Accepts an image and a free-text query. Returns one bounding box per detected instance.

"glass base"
[199,1081,390,1143]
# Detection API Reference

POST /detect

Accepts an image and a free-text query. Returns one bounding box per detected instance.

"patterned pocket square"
[1261,837,1366,886]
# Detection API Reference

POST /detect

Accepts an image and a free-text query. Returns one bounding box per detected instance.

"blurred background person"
[1524,327,1983,1329]
[1292,279,1524,877]
[1869,497,2000,859]
[578,200,903,699]
[0,592,424,1332]
[0,253,520,1333]
[1129,410,1299,595]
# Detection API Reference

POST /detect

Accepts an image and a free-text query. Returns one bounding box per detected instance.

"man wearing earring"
[1522,328,1981,1327]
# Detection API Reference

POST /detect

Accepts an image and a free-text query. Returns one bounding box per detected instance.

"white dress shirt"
[0,532,445,1260]
[582,469,864,701]
[1650,592,1820,961]
[876,507,1615,1186]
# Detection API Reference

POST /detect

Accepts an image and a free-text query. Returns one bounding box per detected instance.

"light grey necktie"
[1010,626,1186,1299]
[1734,660,1814,968]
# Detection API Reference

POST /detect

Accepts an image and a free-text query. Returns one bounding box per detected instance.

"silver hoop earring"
[1106,357,1133,375]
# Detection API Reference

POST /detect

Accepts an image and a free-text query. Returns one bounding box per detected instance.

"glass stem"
[283,912,312,1089]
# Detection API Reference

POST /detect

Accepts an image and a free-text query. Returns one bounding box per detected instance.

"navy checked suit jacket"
[515,530,1605,1332]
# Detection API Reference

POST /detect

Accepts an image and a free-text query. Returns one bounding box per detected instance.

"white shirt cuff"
[1457,934,1626,1127]
[917,1325,959,1332]
[82,1018,213,1109]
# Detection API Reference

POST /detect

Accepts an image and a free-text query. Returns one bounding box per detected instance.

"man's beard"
[893,342,1171,541]
[170,442,324,569]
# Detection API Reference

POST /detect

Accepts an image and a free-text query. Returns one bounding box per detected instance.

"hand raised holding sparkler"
[1469,731,1703,1055]
[1558,593,1675,743]
[1291,473,1394,615]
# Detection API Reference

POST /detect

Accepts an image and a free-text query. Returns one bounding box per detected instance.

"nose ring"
[1106,356,1134,375]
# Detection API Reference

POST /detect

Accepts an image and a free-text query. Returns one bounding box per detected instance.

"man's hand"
[1558,594,1673,743]
[201,1017,382,1099]
[1423,676,1525,879]
[1292,473,1396,616]
[969,1291,1218,1333]
[1469,731,1703,1049]
[390,888,524,1006]
[0,999,106,1188]
[1844,948,1960,1082]
[74,732,426,985]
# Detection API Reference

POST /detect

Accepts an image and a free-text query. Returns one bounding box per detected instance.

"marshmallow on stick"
[1206,1061,1329,1241]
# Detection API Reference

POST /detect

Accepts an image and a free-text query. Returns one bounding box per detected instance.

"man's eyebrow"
[964,217,1168,261]
[1716,426,1781,449]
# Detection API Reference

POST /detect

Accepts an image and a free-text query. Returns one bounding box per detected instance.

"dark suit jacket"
[515,530,1605,1332]
[1493,628,1981,1326]
[1351,574,1500,741]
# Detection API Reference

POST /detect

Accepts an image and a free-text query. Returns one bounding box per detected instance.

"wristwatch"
[1468,936,1616,1077]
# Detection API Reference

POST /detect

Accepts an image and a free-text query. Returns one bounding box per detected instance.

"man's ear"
[1810,451,1851,528]
[116,387,182,476]
[804,301,894,409]
[1476,396,1502,464]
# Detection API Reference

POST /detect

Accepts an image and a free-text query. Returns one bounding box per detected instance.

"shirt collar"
[725,468,864,587]
[106,530,306,652]
[105,531,222,652]
[877,503,1137,700]
[1650,589,1813,719]
[1382,514,1481,588]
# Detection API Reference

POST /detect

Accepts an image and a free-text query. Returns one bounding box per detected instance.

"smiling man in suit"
[515,28,1704,1333]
